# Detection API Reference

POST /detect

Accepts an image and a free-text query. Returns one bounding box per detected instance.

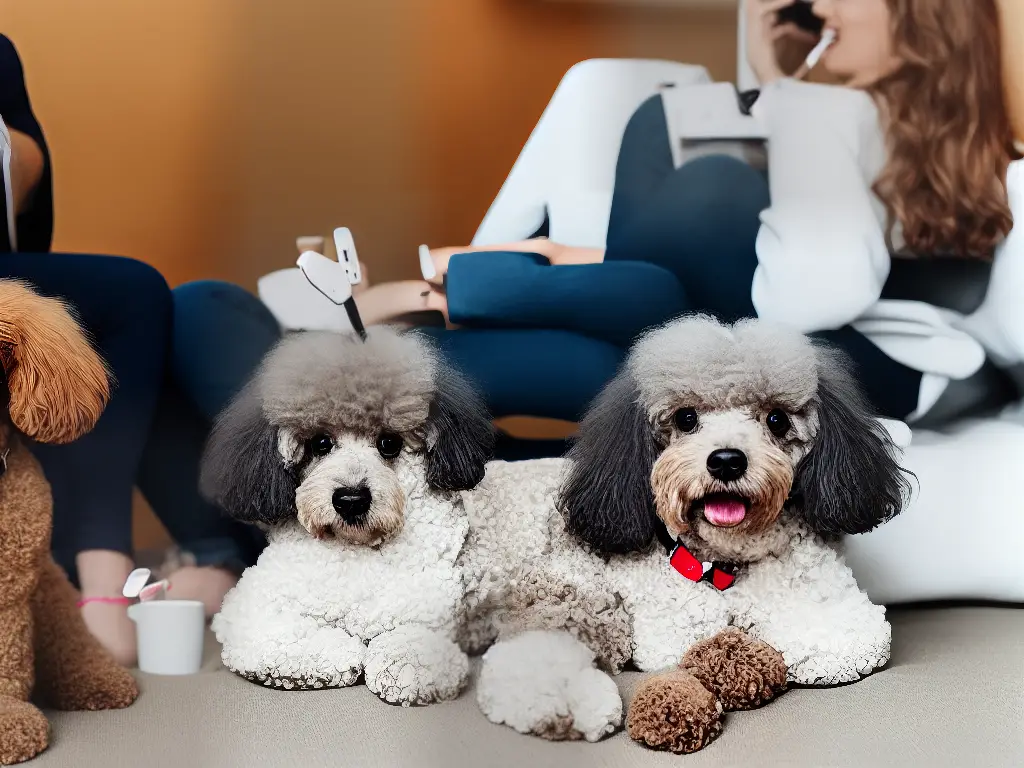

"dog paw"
[41,663,139,711]
[785,646,889,686]
[0,696,50,765]
[682,628,787,711]
[627,670,722,754]
[477,630,622,742]
[229,627,366,690]
[364,626,469,706]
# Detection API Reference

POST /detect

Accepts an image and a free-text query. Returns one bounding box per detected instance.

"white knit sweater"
[748,79,1024,419]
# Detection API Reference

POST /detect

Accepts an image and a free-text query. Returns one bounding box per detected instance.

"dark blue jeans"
[137,280,280,572]
[423,95,923,440]
[1,256,278,580]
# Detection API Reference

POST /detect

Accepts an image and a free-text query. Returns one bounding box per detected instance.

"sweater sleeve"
[750,80,890,332]
[964,159,1024,363]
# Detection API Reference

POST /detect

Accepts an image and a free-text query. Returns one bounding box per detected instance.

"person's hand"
[745,0,821,85]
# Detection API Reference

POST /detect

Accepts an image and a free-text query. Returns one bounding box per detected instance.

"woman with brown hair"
[344,0,1023,436]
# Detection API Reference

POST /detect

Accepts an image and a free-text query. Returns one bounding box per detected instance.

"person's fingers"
[748,0,801,37]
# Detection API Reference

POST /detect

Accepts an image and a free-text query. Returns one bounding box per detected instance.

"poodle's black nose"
[332,485,372,522]
[707,449,747,482]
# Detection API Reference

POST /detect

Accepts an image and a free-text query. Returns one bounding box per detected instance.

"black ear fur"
[425,362,495,492]
[793,347,913,536]
[200,383,297,524]
[558,371,660,554]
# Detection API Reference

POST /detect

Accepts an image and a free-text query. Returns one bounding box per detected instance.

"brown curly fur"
[627,670,723,754]
[628,629,789,755]
[682,628,788,711]
[0,280,110,445]
[0,280,136,765]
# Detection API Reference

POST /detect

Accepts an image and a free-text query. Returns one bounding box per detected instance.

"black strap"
[653,517,678,555]
[737,88,761,116]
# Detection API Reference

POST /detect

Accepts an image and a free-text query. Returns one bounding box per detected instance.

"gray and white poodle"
[462,315,910,744]
[200,328,493,705]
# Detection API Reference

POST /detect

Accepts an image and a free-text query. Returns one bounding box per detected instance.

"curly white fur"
[212,453,470,705]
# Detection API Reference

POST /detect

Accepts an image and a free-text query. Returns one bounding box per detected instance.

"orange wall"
[1,0,735,289]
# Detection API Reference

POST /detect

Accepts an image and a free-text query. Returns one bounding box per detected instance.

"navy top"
[1,34,53,253]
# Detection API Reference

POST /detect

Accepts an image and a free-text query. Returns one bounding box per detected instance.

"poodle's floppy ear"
[0,280,109,444]
[793,347,912,536]
[424,362,495,492]
[559,371,660,554]
[200,382,297,524]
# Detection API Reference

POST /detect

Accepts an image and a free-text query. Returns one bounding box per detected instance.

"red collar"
[669,541,739,591]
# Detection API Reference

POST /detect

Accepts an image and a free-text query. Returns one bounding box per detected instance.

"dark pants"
[1,257,277,580]
[425,95,923,442]
[4,255,171,578]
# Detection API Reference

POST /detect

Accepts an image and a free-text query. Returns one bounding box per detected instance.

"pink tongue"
[704,499,746,527]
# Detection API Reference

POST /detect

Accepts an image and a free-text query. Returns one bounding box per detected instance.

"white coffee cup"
[128,600,205,675]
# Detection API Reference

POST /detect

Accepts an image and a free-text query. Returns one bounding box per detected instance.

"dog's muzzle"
[332,484,372,524]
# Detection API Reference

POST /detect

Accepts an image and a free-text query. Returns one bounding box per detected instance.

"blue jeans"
[425,95,923,442]
[137,280,280,572]
[0,255,278,580]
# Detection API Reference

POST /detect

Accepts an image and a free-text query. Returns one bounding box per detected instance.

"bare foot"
[166,565,239,618]
[423,286,457,329]
[354,280,439,326]
[76,550,137,667]
[424,238,555,286]
[79,600,137,668]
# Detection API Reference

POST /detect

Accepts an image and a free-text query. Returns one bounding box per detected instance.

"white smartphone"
[333,227,362,286]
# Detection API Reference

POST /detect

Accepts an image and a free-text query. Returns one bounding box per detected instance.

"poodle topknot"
[203,327,494,704]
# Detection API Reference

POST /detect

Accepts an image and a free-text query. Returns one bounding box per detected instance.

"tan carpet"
[34,606,1024,768]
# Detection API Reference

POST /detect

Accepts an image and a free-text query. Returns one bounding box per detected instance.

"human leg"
[0,35,53,253]
[417,327,624,459]
[443,251,688,347]
[1,253,172,663]
[138,280,281,613]
[607,152,769,321]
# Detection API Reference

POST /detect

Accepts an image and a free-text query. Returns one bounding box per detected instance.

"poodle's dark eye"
[766,409,791,438]
[376,432,404,459]
[674,408,699,433]
[308,433,334,458]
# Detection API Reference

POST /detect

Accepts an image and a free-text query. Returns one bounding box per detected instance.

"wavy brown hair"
[869,0,1020,259]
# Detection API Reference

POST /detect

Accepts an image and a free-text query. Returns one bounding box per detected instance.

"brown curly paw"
[43,663,139,711]
[627,670,722,754]
[682,628,787,711]
[0,696,49,765]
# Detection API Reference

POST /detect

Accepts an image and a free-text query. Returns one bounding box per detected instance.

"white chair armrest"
[473,58,711,250]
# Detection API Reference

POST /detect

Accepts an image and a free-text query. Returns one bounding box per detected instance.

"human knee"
[103,256,173,321]
[675,155,768,209]
[172,280,279,346]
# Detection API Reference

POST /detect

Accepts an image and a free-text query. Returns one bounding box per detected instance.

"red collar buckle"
[669,542,738,591]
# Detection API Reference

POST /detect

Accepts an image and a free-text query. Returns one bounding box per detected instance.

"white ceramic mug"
[128,600,205,675]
